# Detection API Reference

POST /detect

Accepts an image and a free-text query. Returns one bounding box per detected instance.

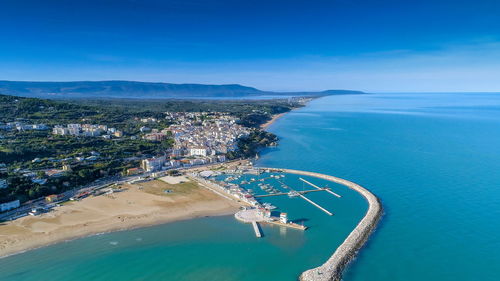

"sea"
[1,92,499,281]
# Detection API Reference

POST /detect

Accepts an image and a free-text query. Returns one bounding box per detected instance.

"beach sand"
[0,179,239,258]
[261,113,286,129]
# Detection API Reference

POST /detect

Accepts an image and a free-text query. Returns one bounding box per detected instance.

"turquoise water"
[259,93,500,281]
[2,93,500,280]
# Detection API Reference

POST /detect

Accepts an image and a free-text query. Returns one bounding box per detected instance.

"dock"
[300,177,342,198]
[298,193,334,216]
[252,221,263,238]
[266,220,307,230]
[234,208,307,237]
[254,188,329,198]
[277,178,334,216]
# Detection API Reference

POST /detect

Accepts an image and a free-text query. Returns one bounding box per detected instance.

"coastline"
[261,112,286,129]
[261,97,318,130]
[261,168,383,281]
[0,179,240,259]
[0,95,380,278]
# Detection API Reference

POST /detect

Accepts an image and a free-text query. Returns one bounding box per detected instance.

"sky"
[1,0,500,92]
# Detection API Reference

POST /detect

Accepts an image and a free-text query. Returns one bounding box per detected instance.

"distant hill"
[0,80,366,99]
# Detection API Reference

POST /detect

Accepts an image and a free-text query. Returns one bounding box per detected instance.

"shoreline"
[0,179,240,259]
[261,97,318,130]
[0,209,235,260]
[261,168,383,281]
[261,112,286,129]
[1,165,382,281]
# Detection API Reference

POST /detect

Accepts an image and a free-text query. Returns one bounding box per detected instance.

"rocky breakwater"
[265,168,383,281]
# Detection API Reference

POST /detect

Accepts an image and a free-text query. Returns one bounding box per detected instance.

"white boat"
[263,203,277,210]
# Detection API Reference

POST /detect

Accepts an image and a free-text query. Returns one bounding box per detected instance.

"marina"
[191,166,344,238]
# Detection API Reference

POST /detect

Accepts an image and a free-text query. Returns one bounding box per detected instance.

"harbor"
[190,165,346,238]
[190,164,381,281]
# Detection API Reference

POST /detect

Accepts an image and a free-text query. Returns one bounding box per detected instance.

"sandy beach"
[261,113,286,129]
[0,178,239,258]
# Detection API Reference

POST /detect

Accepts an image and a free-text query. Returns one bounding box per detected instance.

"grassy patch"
[142,180,199,196]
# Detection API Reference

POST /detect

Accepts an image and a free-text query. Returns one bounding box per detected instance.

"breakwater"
[262,168,383,281]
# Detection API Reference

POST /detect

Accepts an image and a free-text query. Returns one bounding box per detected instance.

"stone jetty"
[263,168,383,281]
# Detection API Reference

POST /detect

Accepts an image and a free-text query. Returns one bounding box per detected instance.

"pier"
[275,178,334,216]
[300,177,342,198]
[297,193,333,216]
[252,221,262,238]
[266,220,307,230]
[254,188,329,198]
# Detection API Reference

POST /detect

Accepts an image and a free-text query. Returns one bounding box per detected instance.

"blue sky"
[1,0,500,92]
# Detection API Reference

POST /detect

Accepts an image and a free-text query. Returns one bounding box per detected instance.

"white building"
[189,147,208,157]
[52,126,70,135]
[280,212,288,223]
[0,200,20,212]
[141,157,166,172]
[0,179,7,189]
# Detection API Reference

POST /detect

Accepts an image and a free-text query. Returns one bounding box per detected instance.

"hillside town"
[0,109,268,216]
[140,112,250,172]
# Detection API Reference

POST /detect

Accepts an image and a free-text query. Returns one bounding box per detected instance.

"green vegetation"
[0,93,304,204]
[70,98,297,128]
[229,130,279,158]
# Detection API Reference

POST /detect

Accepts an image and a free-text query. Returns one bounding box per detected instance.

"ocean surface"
[1,92,500,281]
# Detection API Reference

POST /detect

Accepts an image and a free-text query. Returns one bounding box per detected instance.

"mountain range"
[0,80,365,99]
